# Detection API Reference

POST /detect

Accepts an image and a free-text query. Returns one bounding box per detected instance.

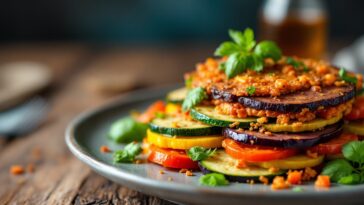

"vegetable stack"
[112,28,364,186]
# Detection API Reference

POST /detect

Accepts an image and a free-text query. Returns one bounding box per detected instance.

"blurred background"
[1,0,364,45]
[1,0,364,137]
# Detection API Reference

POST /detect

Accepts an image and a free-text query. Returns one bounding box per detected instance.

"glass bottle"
[259,0,328,59]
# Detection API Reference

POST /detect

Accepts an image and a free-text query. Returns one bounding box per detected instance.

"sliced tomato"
[137,100,166,123]
[147,145,199,169]
[345,96,364,120]
[222,138,298,162]
[308,133,358,155]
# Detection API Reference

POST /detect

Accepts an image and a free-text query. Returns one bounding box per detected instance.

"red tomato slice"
[222,138,298,162]
[345,96,364,120]
[147,145,199,169]
[308,133,358,155]
[138,100,166,123]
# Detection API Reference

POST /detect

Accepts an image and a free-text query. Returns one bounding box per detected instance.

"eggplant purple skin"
[224,121,343,149]
[211,85,355,113]
[198,163,281,183]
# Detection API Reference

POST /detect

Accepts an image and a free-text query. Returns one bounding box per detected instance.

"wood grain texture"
[0,44,214,205]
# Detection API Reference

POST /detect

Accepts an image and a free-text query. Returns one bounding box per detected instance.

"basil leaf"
[182,87,208,111]
[342,141,364,164]
[113,150,133,163]
[214,28,282,78]
[187,146,216,161]
[286,57,301,68]
[199,173,229,186]
[250,54,264,72]
[246,86,256,96]
[254,41,282,61]
[219,62,226,71]
[214,41,241,56]
[286,57,309,72]
[225,53,246,79]
[339,68,358,84]
[321,159,354,182]
[124,142,142,156]
[113,142,142,163]
[338,173,362,185]
[108,117,148,143]
[228,29,245,45]
[228,29,255,51]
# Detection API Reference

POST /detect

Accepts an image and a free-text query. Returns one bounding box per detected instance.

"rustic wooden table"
[0,41,346,205]
[0,43,215,205]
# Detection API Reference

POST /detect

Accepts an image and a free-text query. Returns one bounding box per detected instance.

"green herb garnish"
[108,117,148,143]
[187,146,216,161]
[182,87,208,111]
[322,141,364,185]
[199,173,229,187]
[215,28,281,79]
[185,75,193,89]
[292,187,304,192]
[286,57,309,72]
[246,86,256,96]
[339,68,357,84]
[113,142,142,163]
[155,112,166,119]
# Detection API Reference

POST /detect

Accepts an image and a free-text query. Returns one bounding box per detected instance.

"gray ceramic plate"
[66,85,364,205]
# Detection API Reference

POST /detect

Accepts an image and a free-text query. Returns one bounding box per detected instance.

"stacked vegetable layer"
[144,91,224,169]
[142,28,363,184]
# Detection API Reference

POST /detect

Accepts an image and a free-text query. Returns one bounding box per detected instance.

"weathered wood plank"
[71,172,174,205]
[45,161,91,205]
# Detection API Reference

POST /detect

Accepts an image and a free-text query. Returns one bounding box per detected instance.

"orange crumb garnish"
[185,170,193,176]
[179,169,188,173]
[229,121,240,128]
[315,175,331,188]
[287,170,303,185]
[259,176,269,185]
[236,160,247,168]
[257,117,268,124]
[100,145,112,153]
[159,170,165,174]
[10,165,25,175]
[302,167,317,181]
[171,122,180,128]
[306,150,318,158]
[271,176,290,190]
[268,167,280,173]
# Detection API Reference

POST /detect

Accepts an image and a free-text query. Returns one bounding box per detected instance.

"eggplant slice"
[223,121,343,148]
[211,85,355,113]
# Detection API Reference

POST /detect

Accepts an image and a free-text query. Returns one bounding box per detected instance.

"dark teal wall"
[0,0,362,44]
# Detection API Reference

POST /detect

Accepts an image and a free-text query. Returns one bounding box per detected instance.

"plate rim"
[65,84,364,201]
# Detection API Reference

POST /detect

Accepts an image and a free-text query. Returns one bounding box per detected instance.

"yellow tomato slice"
[146,129,224,150]
[252,154,324,170]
